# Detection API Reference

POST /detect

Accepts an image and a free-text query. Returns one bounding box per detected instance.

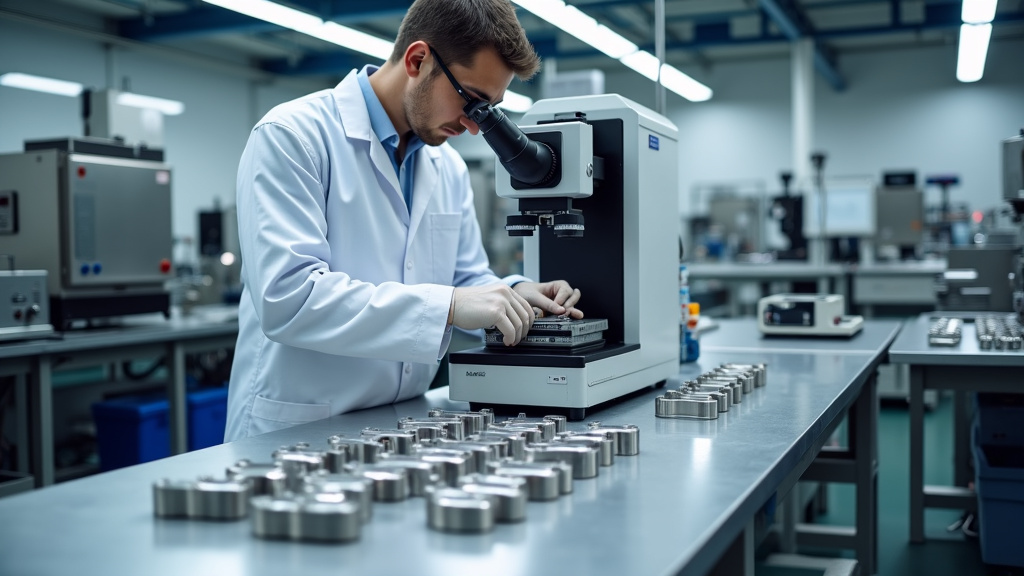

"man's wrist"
[447,290,455,326]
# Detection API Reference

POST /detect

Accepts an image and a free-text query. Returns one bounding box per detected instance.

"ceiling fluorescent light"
[513,0,711,102]
[0,72,84,97]
[619,51,661,81]
[116,92,185,115]
[203,0,321,33]
[962,0,998,24]
[203,0,391,59]
[956,23,992,83]
[660,64,713,102]
[311,22,393,60]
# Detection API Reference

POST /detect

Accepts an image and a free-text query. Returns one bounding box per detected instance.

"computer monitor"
[803,177,876,237]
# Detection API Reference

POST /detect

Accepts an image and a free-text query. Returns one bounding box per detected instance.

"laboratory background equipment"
[0,137,173,328]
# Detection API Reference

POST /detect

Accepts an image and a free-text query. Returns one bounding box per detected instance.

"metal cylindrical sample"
[543,415,568,433]
[457,476,527,523]
[547,460,574,494]
[189,478,251,520]
[226,461,287,496]
[328,436,384,464]
[500,414,557,441]
[153,479,192,518]
[979,334,994,349]
[556,432,614,466]
[669,388,728,412]
[695,380,742,404]
[655,395,718,420]
[488,464,561,501]
[413,448,474,486]
[398,417,464,440]
[712,369,753,393]
[323,446,351,473]
[251,496,299,539]
[585,422,640,456]
[425,439,493,474]
[276,453,325,492]
[723,363,767,387]
[371,458,441,497]
[359,468,410,502]
[360,428,419,455]
[297,496,361,543]
[527,443,598,479]
[472,431,528,461]
[303,471,373,523]
[489,423,544,444]
[427,409,487,436]
[426,488,495,533]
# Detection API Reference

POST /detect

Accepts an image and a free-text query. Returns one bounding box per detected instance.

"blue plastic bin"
[91,394,170,471]
[187,387,228,451]
[972,423,1024,568]
[91,387,229,471]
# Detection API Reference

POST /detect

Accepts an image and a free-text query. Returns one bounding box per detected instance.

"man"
[225,0,584,441]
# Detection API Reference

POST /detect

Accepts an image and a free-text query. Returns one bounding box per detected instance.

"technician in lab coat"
[225,0,583,441]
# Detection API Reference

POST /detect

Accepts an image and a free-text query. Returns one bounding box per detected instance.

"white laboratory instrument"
[449,95,679,420]
[757,294,863,337]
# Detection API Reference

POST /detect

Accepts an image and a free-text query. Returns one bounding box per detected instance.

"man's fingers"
[493,313,518,346]
[562,288,581,310]
[551,282,575,306]
[508,291,533,334]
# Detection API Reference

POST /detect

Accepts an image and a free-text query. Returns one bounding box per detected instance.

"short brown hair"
[390,0,541,81]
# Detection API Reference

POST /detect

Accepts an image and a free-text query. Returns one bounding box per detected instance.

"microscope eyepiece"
[466,101,558,187]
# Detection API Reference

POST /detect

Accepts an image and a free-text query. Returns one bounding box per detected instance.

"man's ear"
[404,40,430,78]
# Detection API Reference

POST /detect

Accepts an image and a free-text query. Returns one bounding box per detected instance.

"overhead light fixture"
[513,0,712,102]
[116,92,186,116]
[956,23,993,83]
[619,51,660,81]
[0,72,84,97]
[659,64,713,103]
[962,0,998,24]
[202,0,532,112]
[956,0,997,83]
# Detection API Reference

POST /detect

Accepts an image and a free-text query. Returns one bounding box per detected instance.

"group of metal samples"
[976,315,1023,351]
[927,317,963,346]
[655,363,767,420]
[153,409,639,541]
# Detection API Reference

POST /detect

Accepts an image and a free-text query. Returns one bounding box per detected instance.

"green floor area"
[758,394,989,576]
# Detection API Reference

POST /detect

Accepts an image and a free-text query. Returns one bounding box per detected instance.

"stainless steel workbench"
[0,306,239,487]
[888,313,1024,543]
[0,320,898,576]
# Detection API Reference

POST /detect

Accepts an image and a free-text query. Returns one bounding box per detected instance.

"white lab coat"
[225,70,526,441]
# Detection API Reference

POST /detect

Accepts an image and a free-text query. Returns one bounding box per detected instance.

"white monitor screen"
[803,178,876,237]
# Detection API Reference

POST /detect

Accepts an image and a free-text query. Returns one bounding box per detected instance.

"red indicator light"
[77,166,86,178]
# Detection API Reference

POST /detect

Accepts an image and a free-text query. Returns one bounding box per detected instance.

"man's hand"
[451,284,534,346]
[512,280,584,320]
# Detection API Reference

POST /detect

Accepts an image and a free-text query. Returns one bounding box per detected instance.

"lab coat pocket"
[248,394,331,436]
[429,213,461,284]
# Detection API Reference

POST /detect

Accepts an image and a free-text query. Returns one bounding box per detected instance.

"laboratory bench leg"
[29,355,54,488]
[908,364,1022,544]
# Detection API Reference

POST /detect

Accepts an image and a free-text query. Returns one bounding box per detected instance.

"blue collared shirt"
[357,65,425,213]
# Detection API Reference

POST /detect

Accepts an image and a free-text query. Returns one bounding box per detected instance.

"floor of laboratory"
[757,393,990,576]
